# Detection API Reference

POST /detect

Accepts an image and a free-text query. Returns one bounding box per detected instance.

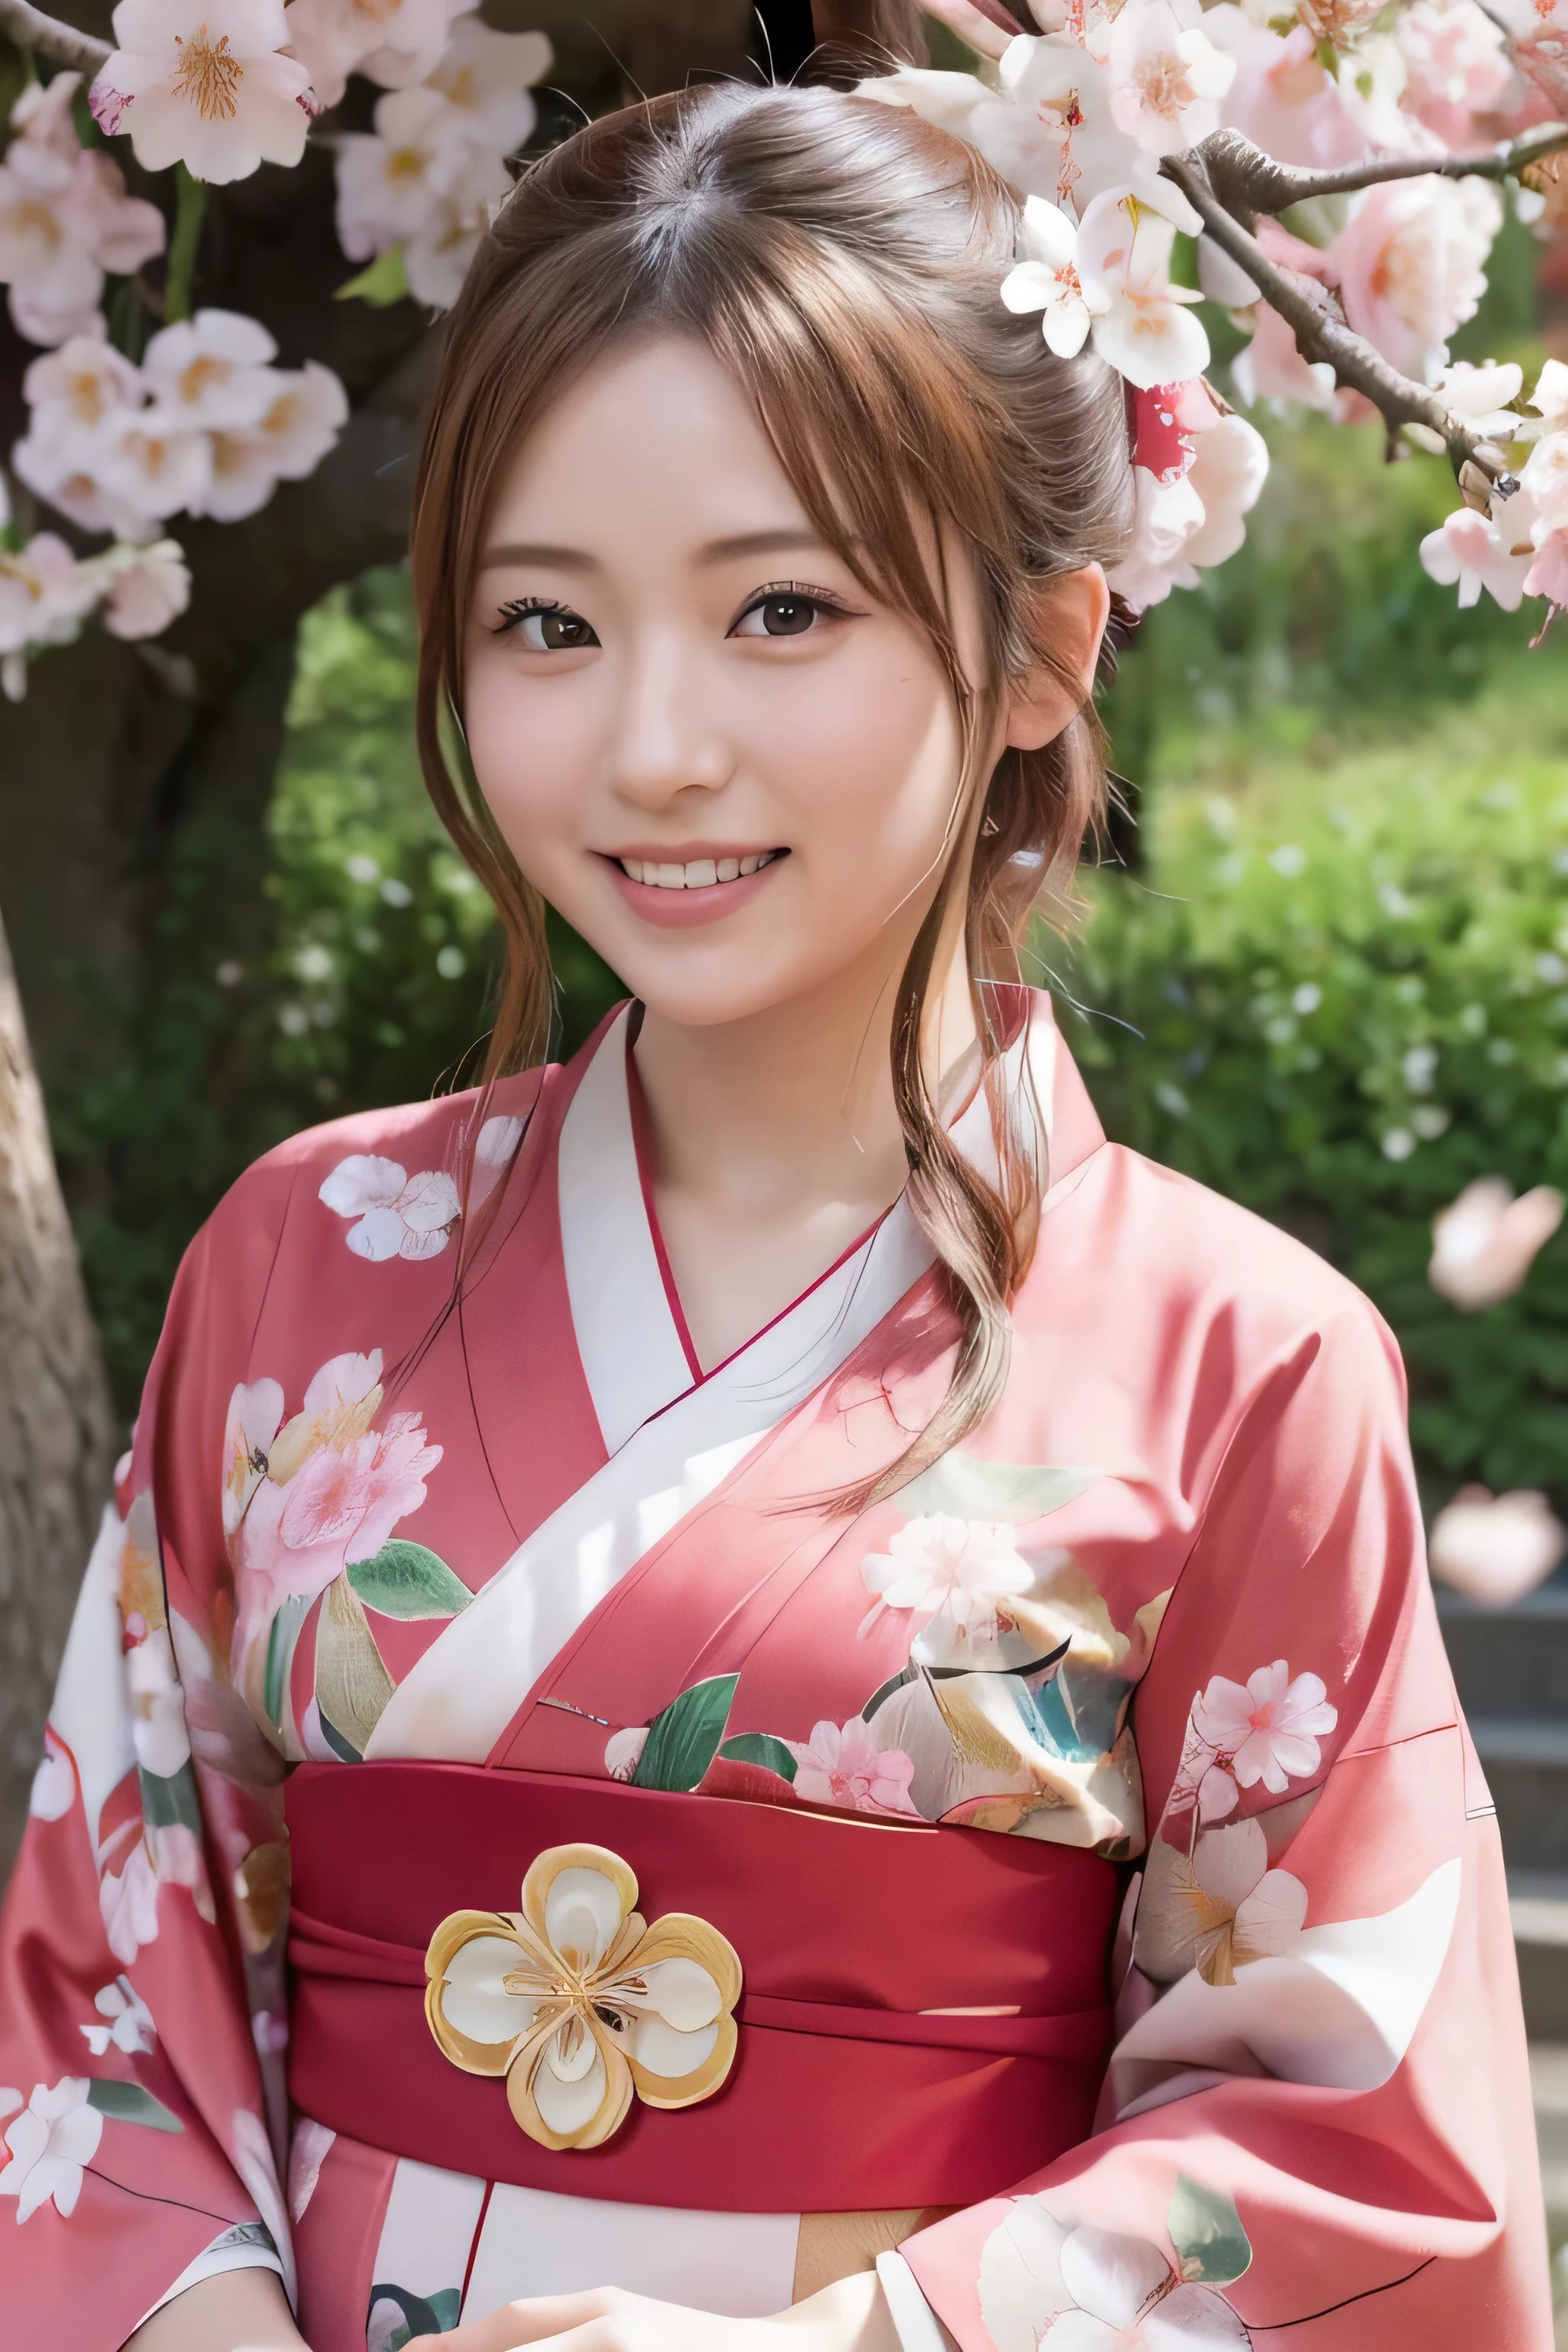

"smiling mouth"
[613,849,786,890]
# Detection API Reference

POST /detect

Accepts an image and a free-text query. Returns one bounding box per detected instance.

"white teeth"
[618,852,778,889]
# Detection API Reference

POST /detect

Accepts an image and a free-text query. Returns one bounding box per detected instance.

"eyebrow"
[477,527,832,573]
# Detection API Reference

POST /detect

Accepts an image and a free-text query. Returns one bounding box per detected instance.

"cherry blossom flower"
[980,2207,1249,2351]
[1075,181,1210,389]
[28,1726,77,1823]
[21,328,145,449]
[1524,359,1568,443]
[318,1153,462,1261]
[1521,430,1568,531]
[1429,1485,1564,1605]
[100,1838,161,1963]
[90,0,317,185]
[1429,1175,1563,1307]
[0,74,164,349]
[125,1625,194,1779]
[0,2079,103,2222]
[87,539,192,639]
[401,145,508,306]
[1419,501,1539,612]
[1207,8,1365,171]
[99,413,214,524]
[1190,1659,1337,1792]
[859,1514,1034,1643]
[784,1718,920,1816]
[425,18,552,155]
[0,534,100,678]
[283,0,462,111]
[1001,194,1108,357]
[1106,0,1236,155]
[1482,0,1568,112]
[80,1976,155,2057]
[997,36,1155,212]
[193,362,348,521]
[1181,411,1270,570]
[1394,0,1511,146]
[858,60,1083,207]
[1135,1815,1308,1984]
[1329,175,1501,384]
[1429,358,1524,445]
[1525,528,1568,612]
[141,308,279,431]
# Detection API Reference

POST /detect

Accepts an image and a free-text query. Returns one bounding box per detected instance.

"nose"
[605,624,733,811]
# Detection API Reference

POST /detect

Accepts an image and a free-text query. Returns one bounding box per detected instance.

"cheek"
[461,661,593,849]
[769,642,965,872]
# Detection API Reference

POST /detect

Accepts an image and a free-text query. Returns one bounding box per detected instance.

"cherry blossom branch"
[0,0,109,72]
[1188,120,1568,218]
[1161,145,1521,495]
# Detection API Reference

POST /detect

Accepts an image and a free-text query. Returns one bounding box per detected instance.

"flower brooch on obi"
[423,1842,742,2150]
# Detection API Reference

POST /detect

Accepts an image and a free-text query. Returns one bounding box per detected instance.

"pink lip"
[600,849,788,930]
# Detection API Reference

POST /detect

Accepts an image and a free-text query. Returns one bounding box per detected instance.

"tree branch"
[1161,145,1521,497]
[1189,119,1568,220]
[0,0,109,70]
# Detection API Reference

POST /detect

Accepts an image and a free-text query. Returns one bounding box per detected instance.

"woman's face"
[462,332,991,1032]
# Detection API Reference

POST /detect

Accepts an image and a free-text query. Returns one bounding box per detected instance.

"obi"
[286,1761,1119,2213]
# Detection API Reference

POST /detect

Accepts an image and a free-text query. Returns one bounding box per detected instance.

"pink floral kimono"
[0,989,1550,2351]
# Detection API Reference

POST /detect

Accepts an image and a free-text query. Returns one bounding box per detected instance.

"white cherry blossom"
[996,36,1152,212]
[0,534,100,659]
[1190,1658,1337,1792]
[1524,360,1568,442]
[1429,1485,1564,1605]
[0,2079,103,2222]
[141,309,279,431]
[318,1152,462,1261]
[402,145,508,307]
[1106,0,1236,155]
[1001,194,1107,357]
[1419,501,1538,612]
[858,62,1076,206]
[980,2205,1249,2351]
[1429,1176,1563,1307]
[87,539,192,639]
[1076,181,1210,389]
[100,1838,162,1963]
[192,362,348,521]
[283,0,464,110]
[426,18,552,155]
[859,1514,1034,1643]
[80,1976,155,2057]
[91,0,317,185]
[28,1727,76,1822]
[0,76,164,350]
[1429,359,1524,445]
[99,411,213,523]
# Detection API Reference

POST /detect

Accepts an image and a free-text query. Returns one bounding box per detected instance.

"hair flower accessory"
[425,1842,742,2150]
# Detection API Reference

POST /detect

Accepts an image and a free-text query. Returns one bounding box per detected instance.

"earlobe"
[1002,564,1112,753]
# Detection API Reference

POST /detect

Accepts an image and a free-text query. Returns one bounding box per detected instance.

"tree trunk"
[0,907,113,1877]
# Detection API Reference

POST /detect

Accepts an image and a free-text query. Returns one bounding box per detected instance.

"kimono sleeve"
[894,1298,1553,2350]
[0,1168,300,2350]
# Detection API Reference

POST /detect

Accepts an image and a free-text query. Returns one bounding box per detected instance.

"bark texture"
[0,910,113,1877]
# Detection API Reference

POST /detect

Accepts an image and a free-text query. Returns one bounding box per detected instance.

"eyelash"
[490,581,856,643]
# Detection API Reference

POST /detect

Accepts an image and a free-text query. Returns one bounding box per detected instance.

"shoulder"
[193,1067,550,1282]
[1034,1137,1404,1405]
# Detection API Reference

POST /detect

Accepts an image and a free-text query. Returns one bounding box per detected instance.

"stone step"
[1513,1878,1568,2044]
[1469,1720,1568,1873]
[1438,1588,1568,1720]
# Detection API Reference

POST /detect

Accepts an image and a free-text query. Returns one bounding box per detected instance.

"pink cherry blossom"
[1395,0,1511,146]
[0,2079,103,2223]
[425,18,552,155]
[1429,1176,1563,1306]
[1106,0,1236,155]
[283,0,462,110]
[1524,528,1568,612]
[0,75,163,350]
[141,308,279,431]
[785,1718,920,1816]
[91,0,317,185]
[1429,1485,1564,1605]
[1208,9,1365,170]
[1190,1659,1338,1792]
[1329,175,1501,384]
[276,1414,439,1560]
[0,533,100,661]
[860,1514,1033,1642]
[89,539,192,640]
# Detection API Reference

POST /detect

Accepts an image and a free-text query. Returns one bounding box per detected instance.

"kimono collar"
[556,991,1102,1459]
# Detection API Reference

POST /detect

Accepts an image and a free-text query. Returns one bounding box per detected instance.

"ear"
[1001,565,1111,753]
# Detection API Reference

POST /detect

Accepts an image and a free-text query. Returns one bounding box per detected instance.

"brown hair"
[411,78,1132,1488]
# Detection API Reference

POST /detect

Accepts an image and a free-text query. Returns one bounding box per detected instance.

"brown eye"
[757,593,815,636]
[495,600,599,651]
[538,609,593,648]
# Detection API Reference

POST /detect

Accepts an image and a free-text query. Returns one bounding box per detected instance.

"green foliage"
[1063,662,1568,1510]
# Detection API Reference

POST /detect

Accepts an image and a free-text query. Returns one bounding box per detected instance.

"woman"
[0,75,1547,2352]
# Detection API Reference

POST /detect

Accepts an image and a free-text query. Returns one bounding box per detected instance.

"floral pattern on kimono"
[0,992,1549,2352]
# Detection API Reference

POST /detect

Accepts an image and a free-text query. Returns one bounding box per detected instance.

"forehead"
[483,331,815,554]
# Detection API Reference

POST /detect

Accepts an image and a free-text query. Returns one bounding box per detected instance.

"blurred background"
[2,0,1567,2319]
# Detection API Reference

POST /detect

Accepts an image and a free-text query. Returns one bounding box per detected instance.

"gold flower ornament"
[424,1843,743,2149]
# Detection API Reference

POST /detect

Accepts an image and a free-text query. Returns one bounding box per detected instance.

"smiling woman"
[0,64,1549,2352]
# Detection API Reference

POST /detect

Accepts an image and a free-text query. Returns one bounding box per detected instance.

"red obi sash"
[286,1761,1119,2211]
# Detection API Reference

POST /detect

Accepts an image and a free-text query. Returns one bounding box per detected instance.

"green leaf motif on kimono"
[138,1762,202,1833]
[1167,2174,1253,2286]
[719,1733,798,1782]
[86,2080,184,2132]
[897,1456,1102,1526]
[346,1541,473,1620]
[632,1674,740,1792]
[263,1594,309,1730]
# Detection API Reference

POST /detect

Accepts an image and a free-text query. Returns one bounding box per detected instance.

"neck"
[632,923,979,1231]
